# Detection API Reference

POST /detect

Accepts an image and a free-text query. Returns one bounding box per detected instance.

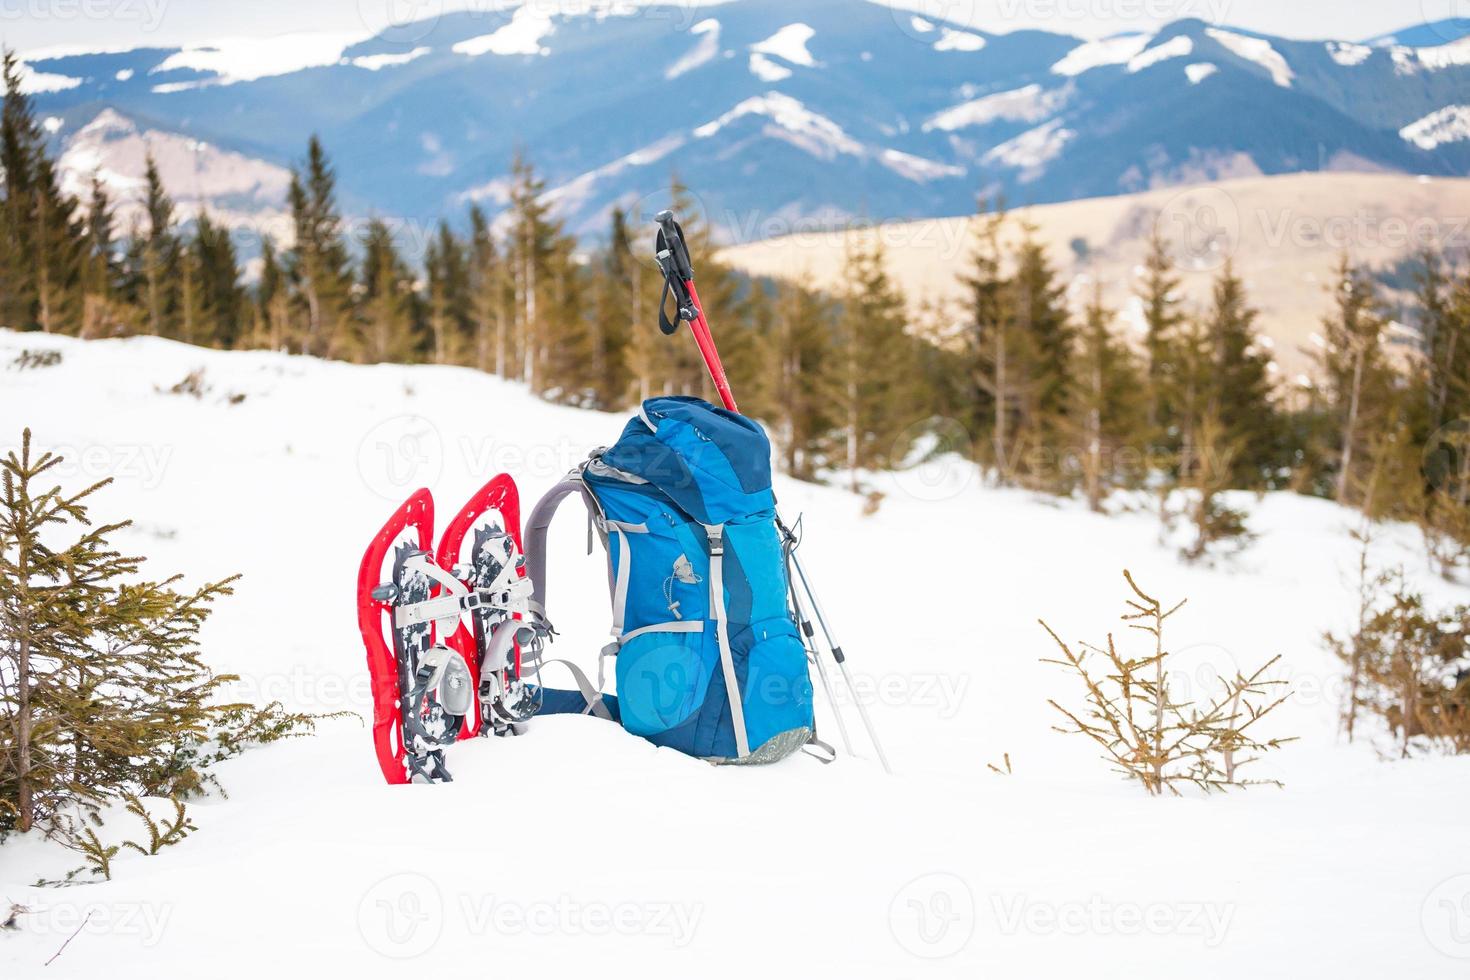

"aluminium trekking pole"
[651,210,892,775]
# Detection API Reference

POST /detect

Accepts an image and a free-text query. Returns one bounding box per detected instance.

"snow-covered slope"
[1,332,1467,978]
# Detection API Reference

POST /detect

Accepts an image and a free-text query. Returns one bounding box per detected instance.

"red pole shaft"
[684,280,739,413]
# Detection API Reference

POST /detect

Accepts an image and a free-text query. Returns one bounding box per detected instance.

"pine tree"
[286,136,355,359]
[1070,282,1146,510]
[359,219,419,364]
[539,233,600,403]
[253,239,291,352]
[137,153,179,338]
[1416,249,1470,432]
[959,201,1024,480]
[1320,255,1394,506]
[80,174,128,339]
[0,52,85,335]
[769,279,839,479]
[1,431,238,835]
[1013,233,1072,446]
[835,237,917,492]
[506,152,557,389]
[589,207,637,407]
[1202,260,1279,487]
[0,52,36,331]
[1139,227,1186,444]
[467,205,508,376]
[424,221,469,365]
[194,212,245,349]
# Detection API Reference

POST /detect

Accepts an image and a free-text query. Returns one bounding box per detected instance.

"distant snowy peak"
[750,23,819,67]
[982,119,1075,179]
[1185,63,1218,84]
[666,18,720,79]
[1205,28,1294,87]
[934,27,986,52]
[1391,36,1470,73]
[56,109,290,232]
[695,92,860,158]
[150,31,367,88]
[922,84,1069,132]
[1400,105,1470,149]
[694,92,961,182]
[1327,41,1373,67]
[1128,35,1193,72]
[453,6,554,57]
[1051,34,1151,76]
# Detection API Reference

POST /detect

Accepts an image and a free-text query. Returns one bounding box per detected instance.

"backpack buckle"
[705,526,725,556]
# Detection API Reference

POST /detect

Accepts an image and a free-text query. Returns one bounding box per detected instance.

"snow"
[934,28,986,53]
[453,6,555,58]
[534,135,687,218]
[694,93,862,159]
[665,18,720,80]
[982,118,1075,171]
[114,68,134,82]
[748,53,791,82]
[151,31,367,85]
[1185,62,1219,84]
[1051,34,1151,76]
[1399,36,1470,72]
[16,61,82,94]
[922,84,1068,132]
[1400,105,1470,150]
[1327,41,1373,66]
[1,330,1467,977]
[350,47,431,71]
[750,23,818,67]
[877,148,965,182]
[1127,35,1193,73]
[1206,28,1294,87]
[909,16,935,34]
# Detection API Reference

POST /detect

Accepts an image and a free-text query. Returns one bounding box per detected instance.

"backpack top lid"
[600,396,774,525]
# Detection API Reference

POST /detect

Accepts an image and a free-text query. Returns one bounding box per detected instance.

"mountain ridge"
[18,1,1470,241]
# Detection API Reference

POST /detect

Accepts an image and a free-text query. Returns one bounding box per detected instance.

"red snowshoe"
[357,475,543,784]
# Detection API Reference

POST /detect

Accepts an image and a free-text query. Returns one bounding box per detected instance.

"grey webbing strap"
[536,658,614,721]
[803,735,837,764]
[609,526,632,640]
[524,473,596,612]
[705,524,750,758]
[618,620,703,643]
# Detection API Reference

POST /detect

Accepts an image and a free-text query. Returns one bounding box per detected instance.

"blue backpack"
[525,396,817,763]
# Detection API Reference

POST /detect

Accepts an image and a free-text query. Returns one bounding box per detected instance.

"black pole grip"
[654,209,694,281]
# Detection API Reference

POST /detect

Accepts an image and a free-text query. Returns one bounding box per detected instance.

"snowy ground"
[1,330,1468,978]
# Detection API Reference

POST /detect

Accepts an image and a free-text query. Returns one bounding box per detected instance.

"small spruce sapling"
[1325,572,1470,758]
[1040,570,1293,794]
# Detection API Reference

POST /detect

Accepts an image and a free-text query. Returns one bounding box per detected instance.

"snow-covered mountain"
[19,0,1470,239]
[1,328,1467,977]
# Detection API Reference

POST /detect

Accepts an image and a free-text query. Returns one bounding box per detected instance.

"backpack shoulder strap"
[524,468,604,616]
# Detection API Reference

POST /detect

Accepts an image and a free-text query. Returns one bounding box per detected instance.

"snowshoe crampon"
[357,476,543,785]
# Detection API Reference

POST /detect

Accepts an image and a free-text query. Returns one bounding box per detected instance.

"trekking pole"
[784,533,891,774]
[784,534,855,756]
[651,210,892,774]
[652,210,739,413]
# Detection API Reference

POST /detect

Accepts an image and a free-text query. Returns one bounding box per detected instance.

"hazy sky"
[1,0,1446,57]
